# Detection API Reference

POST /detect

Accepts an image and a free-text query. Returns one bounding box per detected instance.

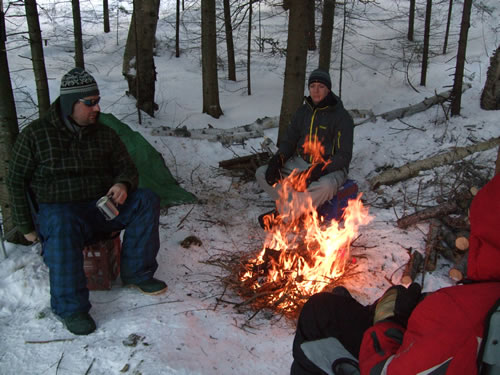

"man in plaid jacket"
[7,68,167,335]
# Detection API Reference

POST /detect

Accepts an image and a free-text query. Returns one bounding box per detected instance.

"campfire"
[237,139,373,317]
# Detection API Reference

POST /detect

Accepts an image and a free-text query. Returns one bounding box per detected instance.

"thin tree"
[318,0,335,71]
[420,0,432,86]
[442,0,453,54]
[201,0,223,118]
[339,1,347,98]
[223,0,236,80]
[247,0,252,95]
[71,0,84,68]
[103,0,110,33]
[0,4,24,245]
[176,0,180,57]
[277,0,310,145]
[123,0,161,118]
[450,0,473,116]
[408,0,415,41]
[24,0,50,116]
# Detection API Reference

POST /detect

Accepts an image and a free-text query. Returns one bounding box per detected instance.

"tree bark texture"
[408,0,415,41]
[369,136,500,190]
[71,0,85,68]
[480,44,500,110]
[0,11,22,243]
[420,0,432,86]
[201,0,223,118]
[25,0,50,116]
[176,0,180,57]
[103,0,110,33]
[277,0,310,146]
[318,0,335,71]
[451,0,472,116]
[123,0,160,117]
[223,0,236,80]
[307,0,316,51]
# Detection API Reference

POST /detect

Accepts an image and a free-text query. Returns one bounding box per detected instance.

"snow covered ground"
[1,0,499,374]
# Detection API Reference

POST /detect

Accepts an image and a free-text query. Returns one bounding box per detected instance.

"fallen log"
[369,136,500,190]
[397,201,458,229]
[380,84,471,122]
[219,152,270,170]
[423,219,440,272]
[401,250,424,285]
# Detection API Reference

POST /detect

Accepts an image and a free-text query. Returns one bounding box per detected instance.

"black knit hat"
[60,67,100,119]
[308,69,332,90]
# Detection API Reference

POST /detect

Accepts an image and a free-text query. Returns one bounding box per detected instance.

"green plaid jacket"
[7,99,138,234]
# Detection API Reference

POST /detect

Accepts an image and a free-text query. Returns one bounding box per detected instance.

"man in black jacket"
[256,69,354,228]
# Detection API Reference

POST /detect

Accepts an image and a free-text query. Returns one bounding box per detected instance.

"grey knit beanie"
[60,67,100,120]
[308,69,332,90]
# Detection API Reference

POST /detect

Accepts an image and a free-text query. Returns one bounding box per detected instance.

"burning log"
[401,250,424,285]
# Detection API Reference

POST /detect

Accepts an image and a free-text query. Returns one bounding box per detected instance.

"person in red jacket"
[291,174,500,375]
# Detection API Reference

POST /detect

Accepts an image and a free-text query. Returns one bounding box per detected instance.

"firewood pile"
[398,186,478,284]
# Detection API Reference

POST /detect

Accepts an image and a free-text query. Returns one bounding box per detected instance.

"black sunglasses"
[78,97,101,107]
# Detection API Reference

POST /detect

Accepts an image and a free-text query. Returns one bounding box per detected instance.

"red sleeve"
[359,320,405,375]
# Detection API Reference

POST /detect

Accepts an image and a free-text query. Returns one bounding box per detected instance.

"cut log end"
[455,236,469,252]
[449,268,464,282]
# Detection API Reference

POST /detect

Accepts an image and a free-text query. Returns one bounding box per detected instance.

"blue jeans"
[38,188,160,318]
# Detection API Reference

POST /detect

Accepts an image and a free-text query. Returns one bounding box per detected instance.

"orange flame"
[241,139,372,310]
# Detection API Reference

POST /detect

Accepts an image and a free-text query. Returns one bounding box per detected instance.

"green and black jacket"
[279,91,354,173]
[7,98,138,234]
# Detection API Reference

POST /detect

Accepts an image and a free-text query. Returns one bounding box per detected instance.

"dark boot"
[258,209,279,230]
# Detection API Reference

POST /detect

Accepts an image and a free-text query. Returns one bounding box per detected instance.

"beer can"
[96,196,119,220]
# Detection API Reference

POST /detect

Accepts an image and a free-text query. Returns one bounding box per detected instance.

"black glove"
[265,153,284,185]
[394,282,422,326]
[373,283,422,327]
[302,163,327,187]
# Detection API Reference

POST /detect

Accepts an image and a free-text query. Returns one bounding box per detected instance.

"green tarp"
[100,113,197,207]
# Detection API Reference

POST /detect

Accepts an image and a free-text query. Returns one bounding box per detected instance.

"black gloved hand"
[394,282,422,327]
[265,153,284,185]
[373,282,422,327]
[305,163,327,187]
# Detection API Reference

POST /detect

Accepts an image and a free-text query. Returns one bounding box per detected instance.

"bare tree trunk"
[307,0,316,51]
[223,0,236,80]
[201,0,223,118]
[103,0,110,33]
[318,0,335,71]
[24,0,50,116]
[480,44,500,110]
[277,0,310,146]
[0,7,24,244]
[408,0,415,41]
[339,1,347,98]
[442,0,452,54]
[123,0,160,118]
[71,0,84,69]
[420,0,432,86]
[176,0,180,57]
[247,0,252,95]
[451,0,472,116]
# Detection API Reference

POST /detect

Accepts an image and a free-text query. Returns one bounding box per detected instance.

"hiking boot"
[62,312,96,335]
[124,278,168,295]
[258,209,279,230]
